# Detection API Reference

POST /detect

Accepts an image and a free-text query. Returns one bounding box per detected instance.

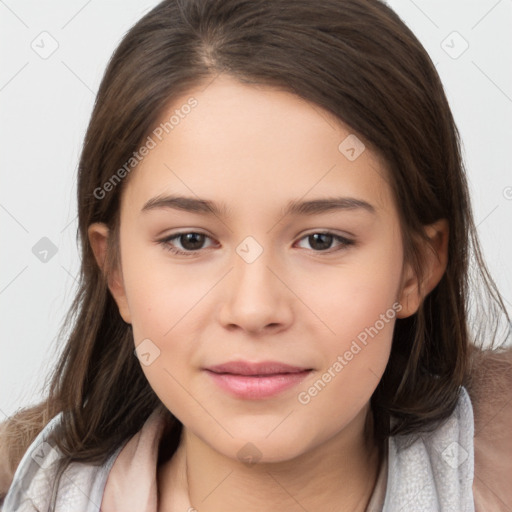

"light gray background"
[1,0,511,419]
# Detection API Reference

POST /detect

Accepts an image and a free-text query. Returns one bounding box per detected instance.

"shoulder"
[466,346,512,512]
[2,412,121,512]
[1,412,63,511]
[0,401,55,504]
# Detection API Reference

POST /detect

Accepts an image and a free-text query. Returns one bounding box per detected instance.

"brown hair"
[2,0,510,507]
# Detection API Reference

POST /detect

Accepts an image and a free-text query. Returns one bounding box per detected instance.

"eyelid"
[157,229,355,256]
[159,230,217,255]
[296,228,356,241]
[293,231,355,251]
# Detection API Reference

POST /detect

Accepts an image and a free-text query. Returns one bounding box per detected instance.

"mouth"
[204,360,313,399]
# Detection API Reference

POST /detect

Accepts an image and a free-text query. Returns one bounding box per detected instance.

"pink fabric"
[100,349,512,511]
[100,408,168,512]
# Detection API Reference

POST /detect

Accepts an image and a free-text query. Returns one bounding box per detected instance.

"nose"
[217,243,294,336]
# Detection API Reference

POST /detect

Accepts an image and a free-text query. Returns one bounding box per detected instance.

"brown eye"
[177,232,207,250]
[295,232,355,252]
[159,231,216,256]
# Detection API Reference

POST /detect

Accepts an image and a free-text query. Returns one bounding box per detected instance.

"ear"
[396,219,449,319]
[88,222,132,324]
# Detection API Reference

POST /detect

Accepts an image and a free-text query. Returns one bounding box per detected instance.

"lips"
[204,360,313,399]
[205,360,311,376]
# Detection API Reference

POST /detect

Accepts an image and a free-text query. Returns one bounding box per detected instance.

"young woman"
[1,0,511,510]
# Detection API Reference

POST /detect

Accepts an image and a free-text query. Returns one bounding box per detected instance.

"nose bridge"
[218,234,293,332]
[232,234,279,299]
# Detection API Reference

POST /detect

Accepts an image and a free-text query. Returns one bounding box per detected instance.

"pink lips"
[204,361,312,399]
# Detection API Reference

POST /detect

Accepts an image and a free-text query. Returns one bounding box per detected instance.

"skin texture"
[89,75,448,512]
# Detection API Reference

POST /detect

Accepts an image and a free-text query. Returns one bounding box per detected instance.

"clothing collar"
[101,388,474,511]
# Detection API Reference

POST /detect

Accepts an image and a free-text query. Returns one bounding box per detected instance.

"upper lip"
[205,360,311,376]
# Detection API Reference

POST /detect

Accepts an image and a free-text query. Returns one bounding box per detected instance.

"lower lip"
[205,370,311,399]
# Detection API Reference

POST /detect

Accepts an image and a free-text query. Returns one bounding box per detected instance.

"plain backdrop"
[1,0,511,419]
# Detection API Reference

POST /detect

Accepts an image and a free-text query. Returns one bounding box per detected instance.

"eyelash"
[157,231,355,257]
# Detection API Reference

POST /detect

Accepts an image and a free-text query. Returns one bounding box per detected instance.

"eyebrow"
[141,194,376,217]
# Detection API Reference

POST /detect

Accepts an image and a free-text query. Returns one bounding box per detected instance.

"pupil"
[309,233,332,250]
[182,233,205,250]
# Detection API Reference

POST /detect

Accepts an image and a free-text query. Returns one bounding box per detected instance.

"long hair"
[1,0,510,507]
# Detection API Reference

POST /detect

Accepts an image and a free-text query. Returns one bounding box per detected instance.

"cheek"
[293,269,399,433]
[118,236,206,405]
[296,237,402,399]
[304,237,402,343]
[121,237,210,340]
[123,264,202,422]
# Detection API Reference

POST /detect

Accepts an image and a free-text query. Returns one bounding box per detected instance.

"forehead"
[120,75,395,220]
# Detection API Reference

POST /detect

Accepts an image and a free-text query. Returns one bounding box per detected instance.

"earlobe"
[396,219,449,319]
[87,222,132,324]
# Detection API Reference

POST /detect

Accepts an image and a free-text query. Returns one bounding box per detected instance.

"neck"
[158,405,382,512]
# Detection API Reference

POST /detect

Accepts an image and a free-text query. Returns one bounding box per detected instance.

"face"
[92,75,415,463]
